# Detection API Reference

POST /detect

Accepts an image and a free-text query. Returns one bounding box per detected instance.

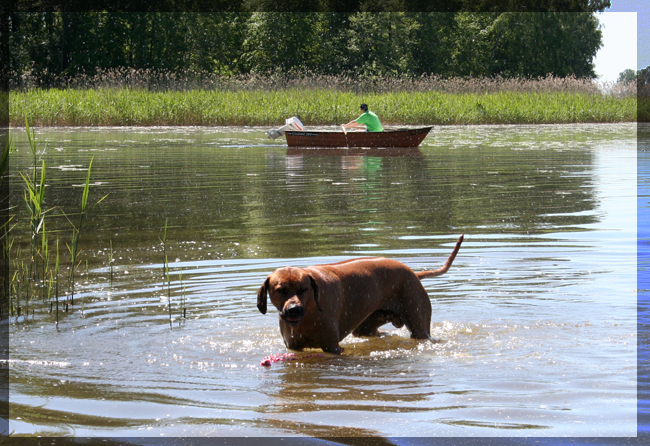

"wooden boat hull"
[285,127,432,148]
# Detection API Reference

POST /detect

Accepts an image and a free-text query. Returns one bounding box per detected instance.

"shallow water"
[5,123,637,438]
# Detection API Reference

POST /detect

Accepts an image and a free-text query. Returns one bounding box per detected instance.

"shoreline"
[6,122,640,128]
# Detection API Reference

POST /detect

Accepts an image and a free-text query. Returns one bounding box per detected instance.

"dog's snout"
[281,302,305,325]
[284,303,304,318]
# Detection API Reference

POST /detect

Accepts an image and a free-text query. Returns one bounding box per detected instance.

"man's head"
[360,103,368,112]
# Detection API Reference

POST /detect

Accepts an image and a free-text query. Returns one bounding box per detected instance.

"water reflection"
[286,147,424,157]
[8,125,601,264]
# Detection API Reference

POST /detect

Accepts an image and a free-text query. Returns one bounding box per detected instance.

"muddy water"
[6,123,636,438]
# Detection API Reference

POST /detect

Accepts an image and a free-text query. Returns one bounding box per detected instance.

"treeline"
[9,11,604,87]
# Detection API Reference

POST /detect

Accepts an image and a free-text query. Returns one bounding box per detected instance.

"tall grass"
[20,121,47,287]
[160,219,173,329]
[65,156,96,306]
[159,219,188,328]
[15,121,50,319]
[10,87,637,126]
[9,70,637,126]
[54,239,60,324]
[108,239,114,286]
[639,90,650,122]
[9,68,635,95]
[6,124,105,323]
[1,136,16,317]
[5,122,194,327]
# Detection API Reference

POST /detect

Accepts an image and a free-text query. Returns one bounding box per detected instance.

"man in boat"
[342,103,383,132]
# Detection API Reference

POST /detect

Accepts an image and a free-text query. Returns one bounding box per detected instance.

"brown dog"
[257,235,463,354]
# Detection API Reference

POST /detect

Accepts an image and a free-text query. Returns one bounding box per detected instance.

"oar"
[341,124,350,147]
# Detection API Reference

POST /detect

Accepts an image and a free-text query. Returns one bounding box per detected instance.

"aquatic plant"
[1,135,16,317]
[13,121,54,320]
[65,157,92,306]
[20,121,46,281]
[6,122,107,324]
[165,256,172,328]
[179,272,187,322]
[9,68,633,96]
[10,83,636,127]
[108,239,114,286]
[0,132,10,175]
[9,72,637,126]
[160,219,173,328]
[53,239,60,325]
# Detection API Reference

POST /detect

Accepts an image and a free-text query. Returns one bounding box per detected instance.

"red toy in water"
[260,352,324,367]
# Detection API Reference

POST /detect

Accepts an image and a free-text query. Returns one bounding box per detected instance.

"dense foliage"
[9,11,603,86]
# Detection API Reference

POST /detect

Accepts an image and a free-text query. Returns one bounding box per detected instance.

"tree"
[411,12,458,76]
[455,0,610,12]
[638,66,650,98]
[242,0,611,12]
[617,68,636,84]
[451,12,601,78]
[639,66,650,85]
[8,10,607,84]
[315,12,356,74]
[346,11,420,76]
[450,12,499,77]
[242,13,327,73]
[186,14,250,75]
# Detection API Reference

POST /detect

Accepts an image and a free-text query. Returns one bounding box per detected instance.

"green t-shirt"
[355,110,383,132]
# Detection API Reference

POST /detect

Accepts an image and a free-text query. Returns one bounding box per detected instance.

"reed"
[160,219,168,282]
[639,97,650,122]
[13,121,54,320]
[9,68,636,96]
[165,259,172,328]
[41,219,49,302]
[10,85,637,127]
[65,157,92,306]
[108,239,114,286]
[9,269,17,317]
[64,157,107,307]
[54,239,60,325]
[7,121,106,324]
[179,272,186,322]
[6,240,16,317]
[159,220,189,326]
[160,219,173,328]
[19,121,47,285]
[0,132,9,174]
[1,135,16,317]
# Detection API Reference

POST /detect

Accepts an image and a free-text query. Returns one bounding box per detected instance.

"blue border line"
[638,125,650,442]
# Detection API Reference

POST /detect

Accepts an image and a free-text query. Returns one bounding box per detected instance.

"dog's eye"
[298,287,308,295]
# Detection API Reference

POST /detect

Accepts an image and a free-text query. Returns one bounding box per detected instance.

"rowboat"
[285,126,433,148]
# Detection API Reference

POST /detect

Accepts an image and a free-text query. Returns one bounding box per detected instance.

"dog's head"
[257,267,321,326]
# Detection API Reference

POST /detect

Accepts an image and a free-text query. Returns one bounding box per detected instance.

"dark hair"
[360,103,368,112]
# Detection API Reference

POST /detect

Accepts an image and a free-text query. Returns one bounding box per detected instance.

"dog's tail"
[415,234,464,280]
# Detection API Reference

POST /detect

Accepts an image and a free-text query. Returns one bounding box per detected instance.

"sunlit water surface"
[6,123,637,438]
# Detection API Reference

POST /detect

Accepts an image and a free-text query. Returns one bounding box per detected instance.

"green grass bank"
[10,88,637,127]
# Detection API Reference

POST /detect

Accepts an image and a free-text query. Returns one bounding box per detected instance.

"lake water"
[4,123,638,438]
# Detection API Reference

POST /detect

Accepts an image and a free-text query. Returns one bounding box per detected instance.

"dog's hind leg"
[400,281,435,341]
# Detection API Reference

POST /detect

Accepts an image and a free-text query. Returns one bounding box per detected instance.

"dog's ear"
[309,275,322,312]
[257,277,269,314]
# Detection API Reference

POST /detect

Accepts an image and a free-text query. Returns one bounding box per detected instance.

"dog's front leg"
[320,342,342,355]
